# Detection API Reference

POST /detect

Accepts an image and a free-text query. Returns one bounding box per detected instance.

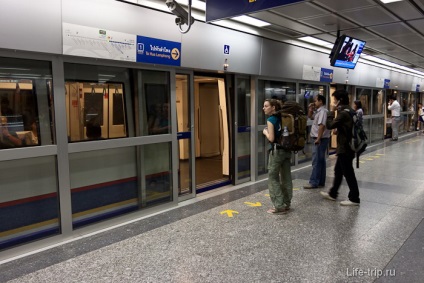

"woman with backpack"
[262,98,293,215]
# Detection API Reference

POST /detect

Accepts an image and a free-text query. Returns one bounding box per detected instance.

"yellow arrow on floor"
[359,161,365,163]
[244,202,262,207]
[365,158,374,161]
[293,188,300,191]
[376,153,385,156]
[264,194,270,197]
[220,210,239,218]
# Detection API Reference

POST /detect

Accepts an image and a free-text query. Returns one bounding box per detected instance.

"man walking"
[320,90,360,206]
[304,95,331,189]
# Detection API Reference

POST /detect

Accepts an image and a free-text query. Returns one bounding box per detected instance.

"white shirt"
[388,100,401,117]
[310,106,331,138]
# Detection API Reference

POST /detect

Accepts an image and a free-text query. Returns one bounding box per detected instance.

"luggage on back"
[275,101,307,152]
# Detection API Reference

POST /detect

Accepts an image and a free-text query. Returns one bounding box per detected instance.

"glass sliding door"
[234,76,251,183]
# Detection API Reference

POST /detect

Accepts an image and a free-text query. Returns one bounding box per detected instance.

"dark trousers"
[329,153,360,203]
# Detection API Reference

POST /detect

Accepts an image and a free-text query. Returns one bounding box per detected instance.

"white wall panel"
[181,21,262,74]
[0,0,62,53]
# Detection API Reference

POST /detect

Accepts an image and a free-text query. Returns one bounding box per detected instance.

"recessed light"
[379,0,404,4]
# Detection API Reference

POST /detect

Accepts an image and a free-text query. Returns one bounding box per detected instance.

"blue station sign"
[136,36,181,66]
[320,68,333,83]
[384,79,390,89]
[206,0,305,22]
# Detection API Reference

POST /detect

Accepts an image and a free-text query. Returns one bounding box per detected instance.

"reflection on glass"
[372,90,384,115]
[0,157,59,250]
[355,88,371,115]
[144,143,172,204]
[257,80,296,124]
[0,56,54,149]
[237,78,251,180]
[65,82,127,142]
[69,147,138,229]
[257,131,267,177]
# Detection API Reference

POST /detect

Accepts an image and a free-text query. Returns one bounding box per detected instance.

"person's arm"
[315,124,326,144]
[263,121,275,142]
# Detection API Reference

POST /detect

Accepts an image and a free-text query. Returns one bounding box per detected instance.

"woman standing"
[262,99,293,214]
[353,100,363,126]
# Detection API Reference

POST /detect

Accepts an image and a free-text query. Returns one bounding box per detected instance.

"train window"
[64,63,131,141]
[372,90,384,115]
[0,57,54,149]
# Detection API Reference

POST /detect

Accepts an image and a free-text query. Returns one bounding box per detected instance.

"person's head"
[391,95,397,101]
[418,103,423,108]
[0,116,7,126]
[353,100,362,110]
[263,99,281,116]
[86,119,102,139]
[314,95,326,108]
[332,90,349,106]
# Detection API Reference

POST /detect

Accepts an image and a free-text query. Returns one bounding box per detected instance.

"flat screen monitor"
[330,35,366,69]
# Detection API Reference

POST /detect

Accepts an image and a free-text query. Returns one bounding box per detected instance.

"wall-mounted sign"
[302,65,333,83]
[206,0,305,22]
[136,36,181,66]
[384,79,390,89]
[320,68,333,83]
[224,45,230,55]
[63,23,136,62]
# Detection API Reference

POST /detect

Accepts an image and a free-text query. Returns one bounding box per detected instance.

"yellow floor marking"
[376,153,385,156]
[359,161,365,163]
[220,210,239,218]
[264,194,270,197]
[293,188,300,191]
[365,158,374,161]
[244,202,262,207]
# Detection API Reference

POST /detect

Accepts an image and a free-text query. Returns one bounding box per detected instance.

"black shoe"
[303,184,318,189]
[391,138,398,141]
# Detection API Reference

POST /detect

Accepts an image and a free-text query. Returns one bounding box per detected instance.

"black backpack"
[344,109,368,168]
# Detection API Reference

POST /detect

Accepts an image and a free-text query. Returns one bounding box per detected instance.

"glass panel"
[144,143,172,204]
[372,90,384,115]
[370,118,384,143]
[298,84,327,164]
[176,74,192,196]
[142,71,170,136]
[70,147,138,229]
[0,157,59,250]
[257,131,267,177]
[64,64,130,141]
[237,78,251,180]
[355,88,371,115]
[257,80,296,124]
[0,57,54,148]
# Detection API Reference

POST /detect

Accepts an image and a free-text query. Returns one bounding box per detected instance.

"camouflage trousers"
[268,148,293,210]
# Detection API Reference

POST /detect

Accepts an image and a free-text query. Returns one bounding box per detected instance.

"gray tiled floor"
[1,134,424,283]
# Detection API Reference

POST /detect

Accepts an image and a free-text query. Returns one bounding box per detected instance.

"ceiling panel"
[271,2,329,20]
[251,11,323,35]
[383,1,423,20]
[264,25,304,37]
[339,28,379,40]
[299,14,358,32]
[312,0,376,12]
[341,6,399,26]
[408,19,424,31]
[368,22,416,37]
[390,34,424,46]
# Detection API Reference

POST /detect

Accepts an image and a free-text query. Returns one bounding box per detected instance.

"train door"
[65,82,126,142]
[176,73,195,199]
[194,75,231,193]
[233,76,251,183]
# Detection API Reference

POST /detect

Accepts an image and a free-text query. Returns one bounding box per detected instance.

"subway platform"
[1,134,424,283]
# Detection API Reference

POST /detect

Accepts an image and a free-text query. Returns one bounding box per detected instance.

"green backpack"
[276,101,307,153]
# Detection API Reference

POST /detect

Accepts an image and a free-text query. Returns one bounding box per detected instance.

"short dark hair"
[332,90,349,105]
[316,94,326,105]
[391,95,397,100]
[354,100,362,109]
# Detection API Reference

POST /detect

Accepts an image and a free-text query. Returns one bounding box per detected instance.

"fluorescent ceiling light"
[176,0,206,11]
[380,0,404,3]
[298,36,333,48]
[231,15,270,27]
